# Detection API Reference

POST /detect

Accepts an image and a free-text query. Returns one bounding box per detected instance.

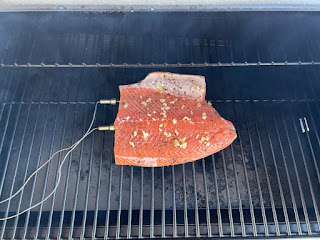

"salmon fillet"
[113,72,236,167]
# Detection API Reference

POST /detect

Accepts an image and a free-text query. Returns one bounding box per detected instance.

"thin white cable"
[0,101,100,220]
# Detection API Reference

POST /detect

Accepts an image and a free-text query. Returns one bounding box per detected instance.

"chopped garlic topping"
[159,128,163,131]
[152,118,156,121]
[129,142,135,148]
[161,106,170,111]
[206,142,210,147]
[180,142,187,149]
[172,119,177,124]
[182,105,185,109]
[197,98,202,102]
[202,113,207,120]
[159,124,163,128]
[190,85,205,92]
[160,99,166,103]
[132,131,137,137]
[208,101,212,106]
[141,101,147,107]
[175,130,179,135]
[182,116,191,121]
[142,131,149,139]
[153,111,157,114]
[196,134,199,139]
[146,98,152,103]
[180,137,186,143]
[124,103,128,108]
[140,95,143,99]
[164,132,172,137]
[147,113,152,117]
[160,112,167,118]
[190,111,193,115]
[124,116,130,120]
[156,82,163,93]
[173,140,180,147]
[197,103,201,107]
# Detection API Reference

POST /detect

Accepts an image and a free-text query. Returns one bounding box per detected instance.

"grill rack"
[1,11,320,239]
[1,66,320,239]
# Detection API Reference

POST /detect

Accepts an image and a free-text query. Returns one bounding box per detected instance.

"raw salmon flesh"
[113,72,237,167]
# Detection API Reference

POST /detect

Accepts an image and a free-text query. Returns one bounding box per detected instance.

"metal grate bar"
[3,99,320,105]
[2,62,320,68]
[212,155,223,237]
[11,87,45,239]
[104,71,118,240]
[161,167,165,238]
[0,73,28,235]
[68,107,92,238]
[20,95,54,239]
[46,86,74,239]
[127,166,134,239]
[304,114,320,185]
[0,72,19,195]
[56,73,85,239]
[33,92,62,240]
[251,106,280,236]
[192,162,200,237]
[281,112,312,235]
[272,112,302,235]
[104,160,113,239]
[231,107,257,237]
[243,106,269,236]
[139,168,143,238]
[230,139,246,237]
[80,109,97,239]
[232,104,257,237]
[116,166,123,239]
[221,150,235,237]
[92,119,105,239]
[201,159,212,237]
[290,108,320,231]
[182,164,188,238]
[261,109,291,235]
[150,167,154,238]
[172,166,177,238]
[0,78,33,239]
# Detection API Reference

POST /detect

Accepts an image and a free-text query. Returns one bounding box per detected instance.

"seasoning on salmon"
[113,72,237,167]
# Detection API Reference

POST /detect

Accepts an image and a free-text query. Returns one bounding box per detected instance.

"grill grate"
[0,67,320,239]
[1,11,320,239]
